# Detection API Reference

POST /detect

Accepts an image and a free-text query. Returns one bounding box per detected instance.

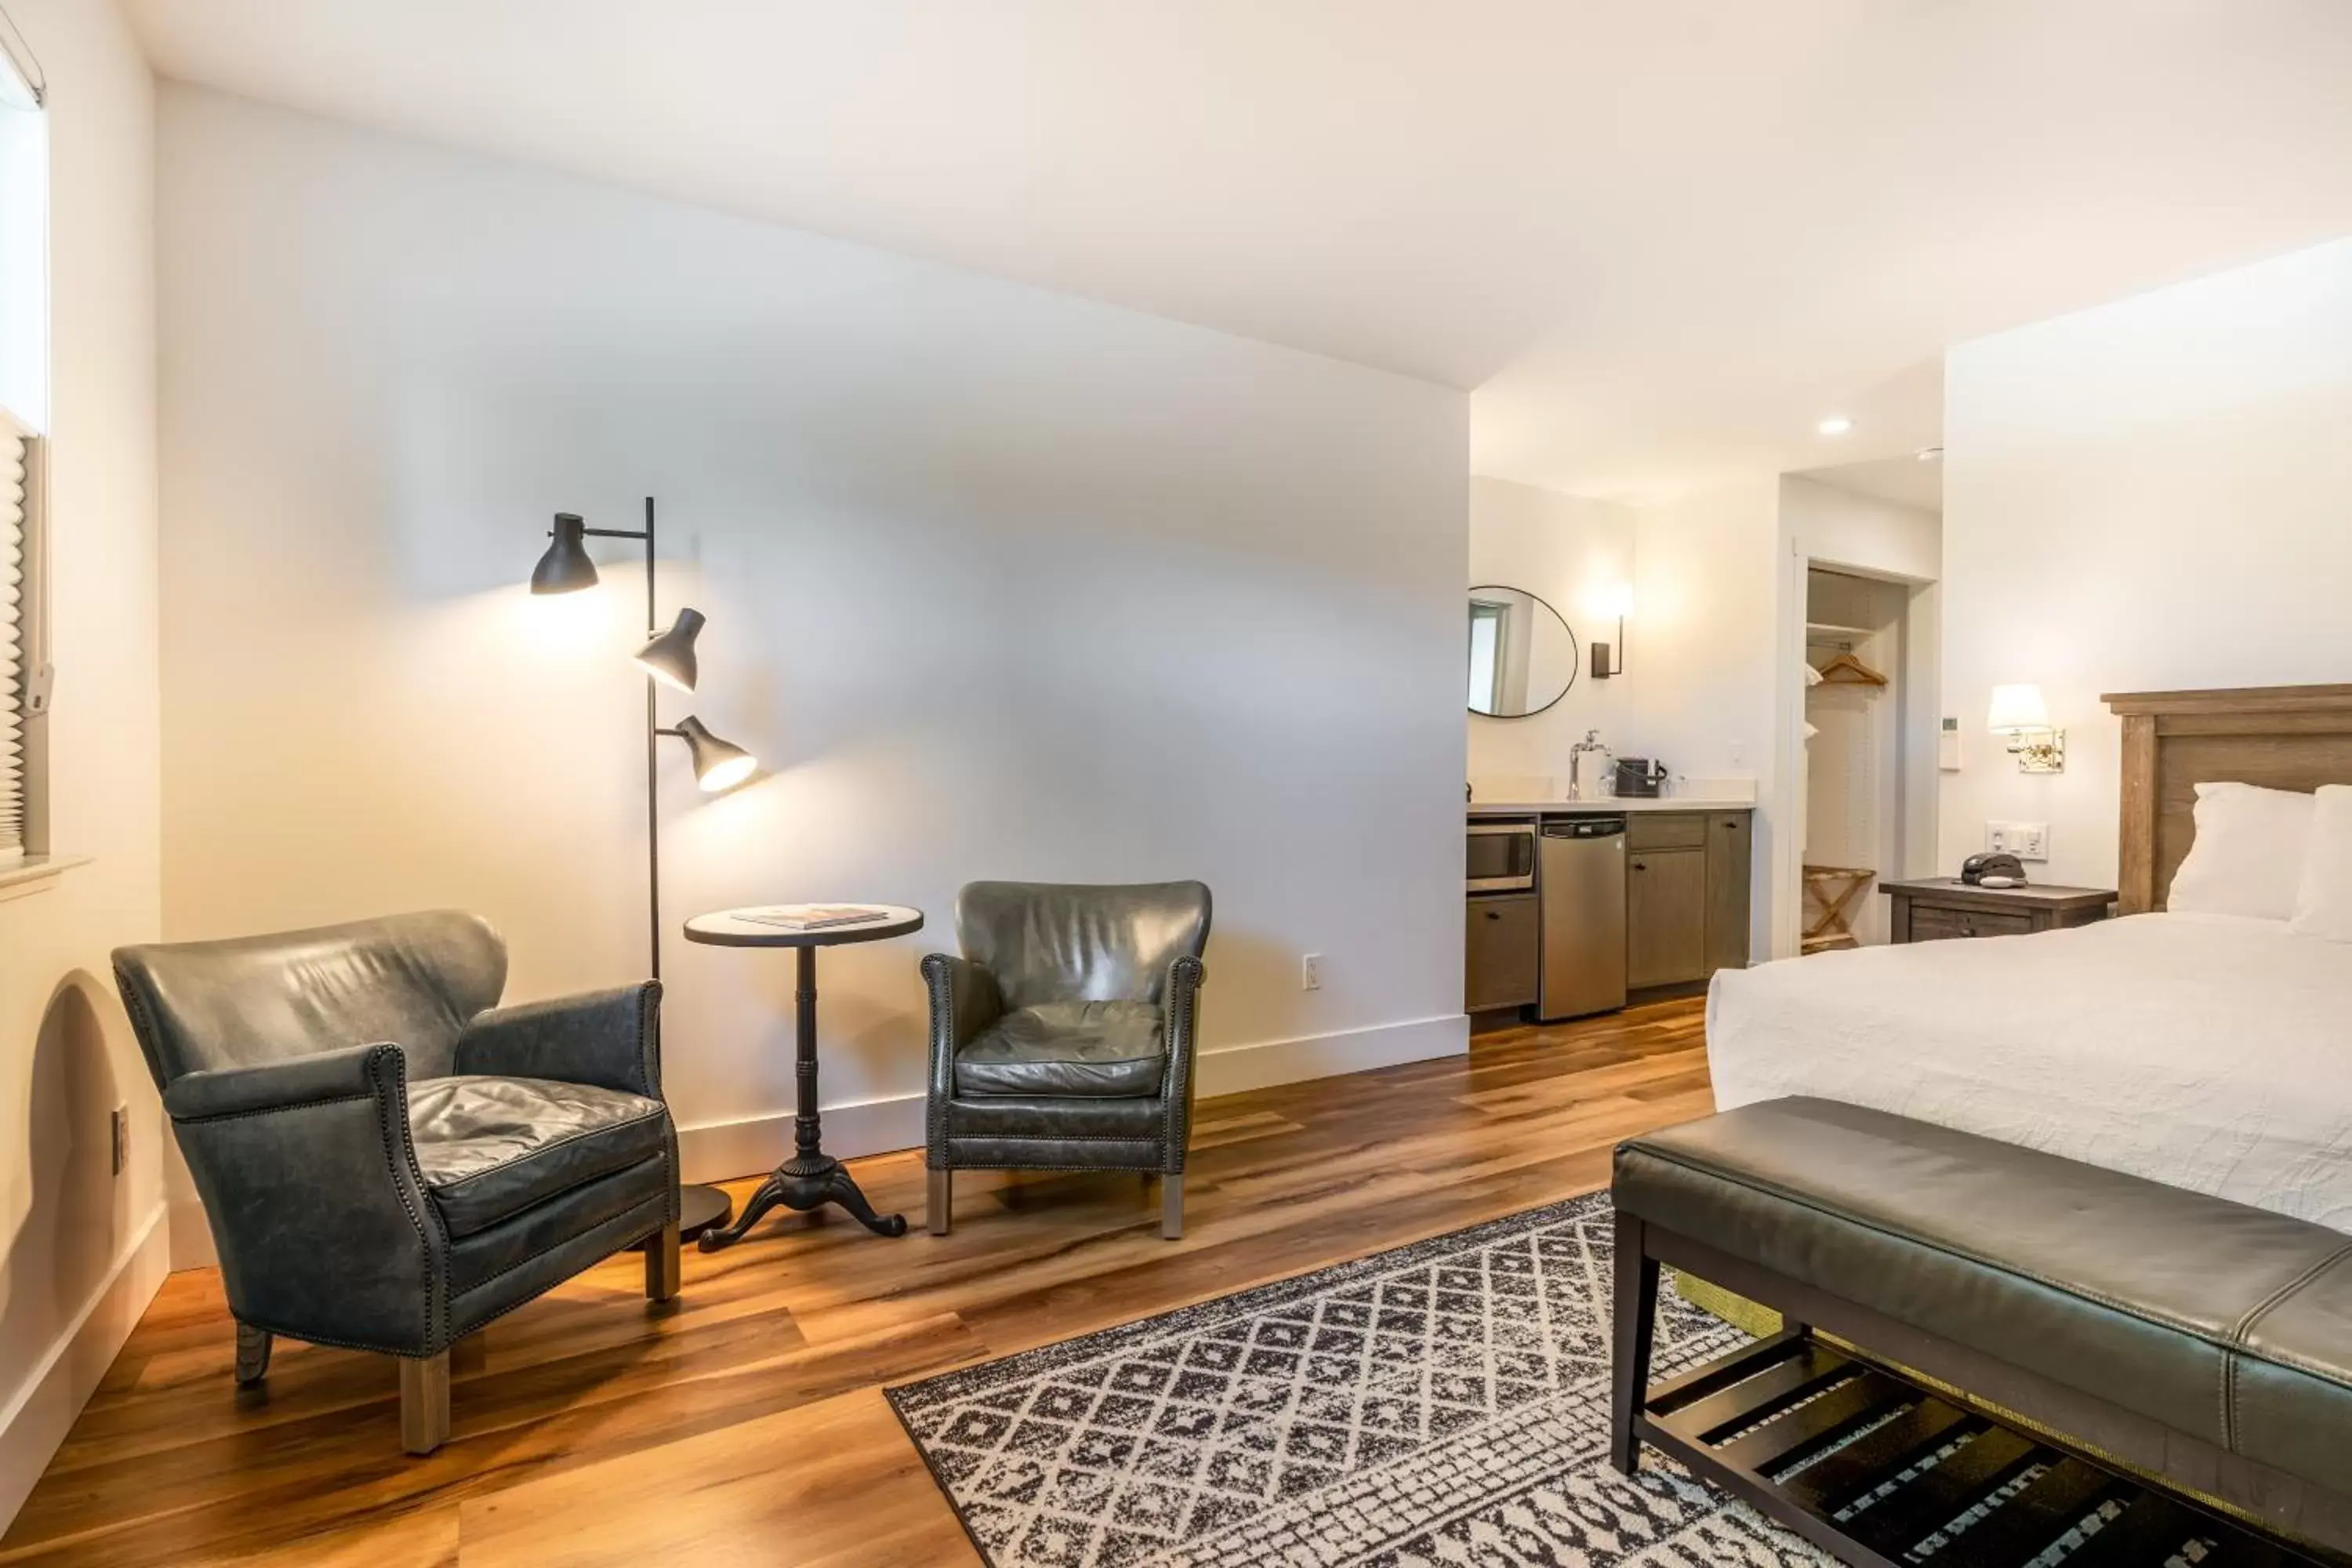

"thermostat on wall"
[1939,717,1962,771]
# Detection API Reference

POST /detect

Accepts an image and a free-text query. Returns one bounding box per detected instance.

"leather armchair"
[113,910,681,1455]
[922,881,1210,1240]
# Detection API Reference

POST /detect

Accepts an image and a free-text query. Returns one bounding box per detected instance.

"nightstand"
[1878,877,2115,943]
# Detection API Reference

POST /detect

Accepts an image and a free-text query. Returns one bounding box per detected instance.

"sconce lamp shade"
[673,716,757,793]
[1987,683,2052,734]
[531,513,601,594]
[634,608,705,692]
[1593,583,1635,620]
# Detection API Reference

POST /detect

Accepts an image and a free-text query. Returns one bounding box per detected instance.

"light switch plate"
[1985,822,2051,861]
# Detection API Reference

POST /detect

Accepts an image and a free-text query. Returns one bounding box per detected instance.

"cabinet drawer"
[1465,895,1540,1011]
[1628,813,1708,851]
[1907,904,2034,942]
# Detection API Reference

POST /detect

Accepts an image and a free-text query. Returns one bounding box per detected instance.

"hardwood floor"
[0,998,1710,1567]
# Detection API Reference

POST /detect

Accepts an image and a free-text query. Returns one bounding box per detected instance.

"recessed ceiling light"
[1915,445,1944,462]
[1817,416,1853,437]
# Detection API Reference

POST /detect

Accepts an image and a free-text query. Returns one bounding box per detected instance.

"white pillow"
[2165,781,2314,920]
[2288,785,2352,942]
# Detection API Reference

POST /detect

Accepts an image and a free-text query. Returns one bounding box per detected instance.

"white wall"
[0,0,165,1530]
[1630,477,1780,958]
[1941,236,2352,889]
[1466,477,1636,791]
[154,86,1470,1228]
[1779,475,1939,585]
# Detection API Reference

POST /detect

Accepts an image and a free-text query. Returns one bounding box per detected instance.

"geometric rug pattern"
[887,1193,1832,1566]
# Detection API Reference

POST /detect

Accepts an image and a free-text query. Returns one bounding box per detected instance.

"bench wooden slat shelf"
[1610,1098,2352,1566]
[1631,1329,2328,1567]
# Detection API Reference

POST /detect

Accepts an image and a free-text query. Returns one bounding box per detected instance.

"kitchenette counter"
[1468,797,1755,815]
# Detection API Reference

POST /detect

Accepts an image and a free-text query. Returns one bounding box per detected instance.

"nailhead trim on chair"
[365,1044,449,1352]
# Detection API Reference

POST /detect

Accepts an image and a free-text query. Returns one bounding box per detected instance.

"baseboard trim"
[1193,1013,1469,1098]
[0,1205,170,1533]
[676,1013,1470,1182]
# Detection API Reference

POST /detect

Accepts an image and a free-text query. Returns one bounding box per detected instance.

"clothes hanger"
[1815,650,1889,687]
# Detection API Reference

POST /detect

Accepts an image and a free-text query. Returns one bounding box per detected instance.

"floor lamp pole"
[535,497,738,1241]
[644,495,661,982]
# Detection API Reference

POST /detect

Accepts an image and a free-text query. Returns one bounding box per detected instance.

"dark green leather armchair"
[922,880,1210,1240]
[113,911,681,1454]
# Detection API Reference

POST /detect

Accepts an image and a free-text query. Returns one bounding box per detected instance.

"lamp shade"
[634,607,705,692]
[1987,683,2051,733]
[531,513,601,594]
[673,716,757,793]
[1592,583,1635,620]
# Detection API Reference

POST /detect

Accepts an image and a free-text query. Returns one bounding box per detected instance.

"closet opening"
[1801,565,1927,949]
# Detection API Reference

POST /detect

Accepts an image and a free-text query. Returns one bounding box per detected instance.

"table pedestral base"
[697,1153,906,1248]
[694,943,909,1250]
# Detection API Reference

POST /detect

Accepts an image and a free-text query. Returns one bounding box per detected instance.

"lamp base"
[2014,729,2066,773]
[677,1182,734,1243]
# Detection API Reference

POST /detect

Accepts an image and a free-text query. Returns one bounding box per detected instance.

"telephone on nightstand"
[1959,852,2027,888]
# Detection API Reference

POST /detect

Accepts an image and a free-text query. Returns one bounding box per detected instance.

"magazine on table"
[735,904,890,931]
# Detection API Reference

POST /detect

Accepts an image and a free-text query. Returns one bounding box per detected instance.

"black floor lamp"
[529,497,754,1241]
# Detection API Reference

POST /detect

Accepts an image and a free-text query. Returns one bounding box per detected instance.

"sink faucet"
[1570,729,1610,800]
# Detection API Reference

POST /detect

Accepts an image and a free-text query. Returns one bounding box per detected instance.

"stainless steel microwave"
[1468,819,1537,893]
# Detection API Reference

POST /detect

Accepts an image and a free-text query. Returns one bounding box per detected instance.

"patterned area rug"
[886,1192,1831,1566]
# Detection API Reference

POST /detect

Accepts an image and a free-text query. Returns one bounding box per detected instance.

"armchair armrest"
[452,982,663,1099]
[1159,956,1207,1174]
[164,1040,394,1123]
[165,1041,451,1354]
[921,954,1004,1162]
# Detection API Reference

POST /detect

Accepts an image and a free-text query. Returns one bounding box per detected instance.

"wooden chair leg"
[400,1351,451,1456]
[1161,1173,1184,1240]
[1611,1209,1659,1475]
[927,1170,952,1236]
[234,1323,272,1386]
[644,1220,681,1302]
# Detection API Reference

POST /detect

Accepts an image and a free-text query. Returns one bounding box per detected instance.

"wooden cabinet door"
[1704,811,1753,975]
[1628,848,1707,988]
[1465,894,1540,1011]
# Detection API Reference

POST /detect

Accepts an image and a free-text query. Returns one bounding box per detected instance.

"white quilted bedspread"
[1707,912,2352,1232]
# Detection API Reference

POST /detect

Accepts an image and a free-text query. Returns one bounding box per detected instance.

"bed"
[1708,682,2352,1232]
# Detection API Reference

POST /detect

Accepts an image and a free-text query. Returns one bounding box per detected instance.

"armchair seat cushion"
[953,1001,1164,1098]
[408,1075,668,1237]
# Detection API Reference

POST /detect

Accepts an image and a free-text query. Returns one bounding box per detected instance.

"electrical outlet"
[111,1105,129,1177]
[1985,822,2052,862]
[1301,953,1323,991]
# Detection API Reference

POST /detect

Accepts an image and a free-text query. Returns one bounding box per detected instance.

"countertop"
[1468,797,1755,815]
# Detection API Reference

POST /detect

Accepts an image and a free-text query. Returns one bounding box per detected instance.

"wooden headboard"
[2103,684,2352,913]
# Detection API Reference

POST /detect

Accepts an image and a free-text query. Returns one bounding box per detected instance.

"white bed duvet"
[1708,912,2352,1232]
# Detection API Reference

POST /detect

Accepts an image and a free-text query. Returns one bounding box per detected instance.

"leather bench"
[1611,1097,2352,1560]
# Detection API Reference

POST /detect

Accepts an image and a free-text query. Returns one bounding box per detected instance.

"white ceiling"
[125,0,2352,500]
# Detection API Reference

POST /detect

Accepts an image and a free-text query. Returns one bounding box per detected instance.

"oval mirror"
[1467,586,1578,717]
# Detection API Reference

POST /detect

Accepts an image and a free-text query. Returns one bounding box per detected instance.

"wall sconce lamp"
[1987,683,2065,773]
[1589,584,1633,680]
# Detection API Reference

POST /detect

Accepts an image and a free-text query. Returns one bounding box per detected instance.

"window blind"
[2,432,24,861]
